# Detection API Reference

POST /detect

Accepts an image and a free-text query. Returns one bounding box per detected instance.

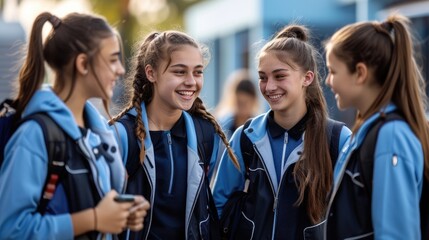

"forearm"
[71,208,96,236]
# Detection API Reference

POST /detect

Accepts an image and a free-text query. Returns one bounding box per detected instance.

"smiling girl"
[110,31,238,240]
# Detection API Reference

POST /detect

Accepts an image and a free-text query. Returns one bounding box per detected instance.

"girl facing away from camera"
[109,30,238,239]
[211,25,351,240]
[0,12,149,240]
[324,14,429,239]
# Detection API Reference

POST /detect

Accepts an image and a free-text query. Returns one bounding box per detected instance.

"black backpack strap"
[327,119,345,166]
[239,119,253,173]
[22,113,67,215]
[358,112,404,194]
[192,116,215,172]
[117,114,141,179]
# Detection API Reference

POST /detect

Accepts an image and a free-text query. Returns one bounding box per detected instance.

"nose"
[325,74,331,87]
[184,73,196,86]
[117,63,125,76]
[265,77,277,92]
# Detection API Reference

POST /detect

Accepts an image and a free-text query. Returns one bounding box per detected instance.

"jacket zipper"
[272,132,288,239]
[167,132,174,194]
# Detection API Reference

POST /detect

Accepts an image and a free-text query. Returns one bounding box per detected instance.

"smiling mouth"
[267,94,283,100]
[177,91,195,97]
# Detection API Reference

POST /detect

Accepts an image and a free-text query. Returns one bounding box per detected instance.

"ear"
[75,53,89,75]
[302,71,314,87]
[145,64,156,83]
[355,62,368,85]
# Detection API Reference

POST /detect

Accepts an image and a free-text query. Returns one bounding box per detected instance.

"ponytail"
[15,12,55,116]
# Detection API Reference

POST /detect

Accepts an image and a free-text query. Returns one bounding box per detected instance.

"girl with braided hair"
[110,30,238,239]
[0,12,149,239]
[211,25,351,240]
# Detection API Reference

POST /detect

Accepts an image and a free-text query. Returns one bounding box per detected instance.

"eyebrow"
[170,63,204,69]
[258,68,289,74]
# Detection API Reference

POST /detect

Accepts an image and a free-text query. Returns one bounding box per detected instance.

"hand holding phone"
[114,194,135,203]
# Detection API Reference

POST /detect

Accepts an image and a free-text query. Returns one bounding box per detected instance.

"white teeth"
[178,91,194,96]
[268,94,282,99]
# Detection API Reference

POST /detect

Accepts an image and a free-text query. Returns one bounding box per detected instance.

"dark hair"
[325,14,429,180]
[14,12,116,117]
[259,25,331,223]
[111,30,239,168]
[235,79,256,97]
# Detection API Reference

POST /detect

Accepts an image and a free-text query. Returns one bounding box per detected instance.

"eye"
[275,74,286,79]
[194,70,203,75]
[174,70,186,75]
[258,75,267,81]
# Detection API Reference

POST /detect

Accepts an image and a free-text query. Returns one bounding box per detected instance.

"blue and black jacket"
[0,87,126,240]
[112,103,223,240]
[212,111,351,240]
[324,104,424,239]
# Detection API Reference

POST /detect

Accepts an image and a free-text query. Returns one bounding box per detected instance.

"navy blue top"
[267,112,306,183]
[148,115,188,240]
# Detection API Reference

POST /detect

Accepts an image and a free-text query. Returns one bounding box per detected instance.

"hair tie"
[49,15,62,30]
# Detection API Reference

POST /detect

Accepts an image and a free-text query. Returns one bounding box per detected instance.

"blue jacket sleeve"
[372,121,423,239]
[211,127,247,217]
[0,121,73,240]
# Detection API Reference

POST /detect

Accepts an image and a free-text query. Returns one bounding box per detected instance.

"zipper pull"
[167,132,172,145]
[273,196,278,211]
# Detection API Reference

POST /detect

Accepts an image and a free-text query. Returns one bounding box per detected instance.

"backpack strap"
[239,119,253,173]
[22,113,67,215]
[358,111,404,195]
[327,119,345,166]
[192,116,215,171]
[117,114,141,179]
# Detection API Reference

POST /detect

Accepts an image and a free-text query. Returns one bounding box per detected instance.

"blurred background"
[0,0,428,127]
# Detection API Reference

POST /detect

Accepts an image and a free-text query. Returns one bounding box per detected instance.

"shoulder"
[376,120,422,159]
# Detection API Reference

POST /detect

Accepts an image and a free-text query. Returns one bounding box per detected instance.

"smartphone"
[114,194,135,203]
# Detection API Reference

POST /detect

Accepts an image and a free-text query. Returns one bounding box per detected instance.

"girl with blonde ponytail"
[110,30,237,239]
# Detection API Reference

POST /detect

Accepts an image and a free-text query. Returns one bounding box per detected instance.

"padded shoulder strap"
[358,112,404,195]
[327,119,345,166]
[117,114,141,179]
[239,119,253,172]
[22,113,67,215]
[192,116,215,170]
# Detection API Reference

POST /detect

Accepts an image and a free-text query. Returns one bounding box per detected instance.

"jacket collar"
[267,111,308,140]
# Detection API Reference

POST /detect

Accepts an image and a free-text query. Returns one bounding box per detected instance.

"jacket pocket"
[199,214,210,240]
[344,232,374,240]
[235,211,255,240]
[303,220,325,240]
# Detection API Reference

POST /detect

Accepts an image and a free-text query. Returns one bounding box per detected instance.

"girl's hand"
[127,195,150,231]
[95,190,134,234]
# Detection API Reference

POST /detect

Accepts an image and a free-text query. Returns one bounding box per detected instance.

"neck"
[146,103,182,131]
[274,104,307,130]
[55,84,88,128]
[356,84,383,116]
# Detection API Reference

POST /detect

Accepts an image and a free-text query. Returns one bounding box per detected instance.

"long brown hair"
[110,31,239,168]
[325,15,429,180]
[258,25,331,223]
[13,12,116,117]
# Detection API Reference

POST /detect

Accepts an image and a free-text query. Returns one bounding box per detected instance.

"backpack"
[117,113,221,239]
[0,98,67,215]
[358,111,429,239]
[220,118,344,239]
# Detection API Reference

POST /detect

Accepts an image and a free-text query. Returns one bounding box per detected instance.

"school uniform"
[212,111,351,240]
[113,103,222,240]
[0,87,126,240]
[325,103,423,239]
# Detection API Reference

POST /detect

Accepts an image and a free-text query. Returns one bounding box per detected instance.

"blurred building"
[185,0,429,126]
[0,17,25,102]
